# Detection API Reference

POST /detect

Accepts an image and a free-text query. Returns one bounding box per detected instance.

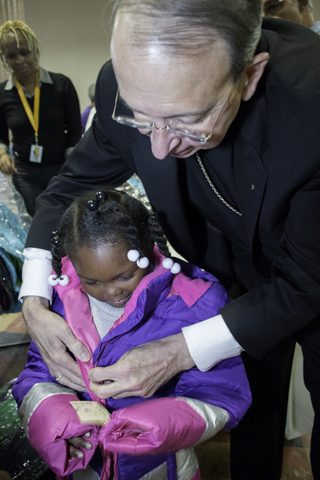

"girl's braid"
[51,231,64,278]
[148,212,171,258]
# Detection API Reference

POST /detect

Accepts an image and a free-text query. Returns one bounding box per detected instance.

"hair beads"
[48,274,69,286]
[162,257,181,274]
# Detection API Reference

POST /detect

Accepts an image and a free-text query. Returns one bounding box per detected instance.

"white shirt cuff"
[182,314,243,371]
[19,248,53,303]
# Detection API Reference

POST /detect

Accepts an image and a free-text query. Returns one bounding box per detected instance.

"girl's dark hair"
[51,189,171,277]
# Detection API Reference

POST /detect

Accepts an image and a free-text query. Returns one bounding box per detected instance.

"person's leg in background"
[230,337,296,480]
[12,168,41,217]
[12,161,61,216]
[295,318,320,480]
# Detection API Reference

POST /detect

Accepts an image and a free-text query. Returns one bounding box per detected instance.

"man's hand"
[88,333,195,399]
[0,153,17,175]
[22,296,91,391]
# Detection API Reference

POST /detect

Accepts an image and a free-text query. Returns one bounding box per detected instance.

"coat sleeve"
[99,396,228,456]
[222,170,320,358]
[12,341,99,476]
[174,356,252,432]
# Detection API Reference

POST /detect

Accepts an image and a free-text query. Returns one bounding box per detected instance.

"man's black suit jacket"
[27,18,320,358]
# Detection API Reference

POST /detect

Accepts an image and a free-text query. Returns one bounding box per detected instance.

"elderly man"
[263,0,320,33]
[20,1,320,479]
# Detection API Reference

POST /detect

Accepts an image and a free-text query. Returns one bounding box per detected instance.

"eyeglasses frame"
[111,76,241,145]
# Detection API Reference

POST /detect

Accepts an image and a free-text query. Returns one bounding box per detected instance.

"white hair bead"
[162,258,174,270]
[137,257,150,269]
[58,275,69,286]
[127,249,140,262]
[171,262,181,274]
[48,275,59,286]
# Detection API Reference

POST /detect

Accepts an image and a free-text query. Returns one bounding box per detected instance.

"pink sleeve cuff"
[99,397,206,455]
[28,394,100,476]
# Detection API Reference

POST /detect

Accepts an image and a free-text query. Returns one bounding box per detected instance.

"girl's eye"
[118,275,133,281]
[86,281,99,286]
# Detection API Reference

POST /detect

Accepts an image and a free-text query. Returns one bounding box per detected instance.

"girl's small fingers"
[68,436,92,449]
[69,445,84,458]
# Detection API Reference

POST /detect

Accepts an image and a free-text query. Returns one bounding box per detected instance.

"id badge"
[29,144,43,163]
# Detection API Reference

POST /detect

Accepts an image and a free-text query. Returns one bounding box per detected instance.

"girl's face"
[71,243,150,308]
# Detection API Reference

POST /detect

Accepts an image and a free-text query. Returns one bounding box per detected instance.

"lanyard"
[14,70,40,144]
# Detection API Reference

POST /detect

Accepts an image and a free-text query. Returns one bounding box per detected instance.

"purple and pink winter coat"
[13,248,251,480]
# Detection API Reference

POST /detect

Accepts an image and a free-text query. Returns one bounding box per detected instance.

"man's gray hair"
[111,0,263,81]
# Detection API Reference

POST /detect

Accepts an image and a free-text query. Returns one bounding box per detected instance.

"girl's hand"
[67,431,92,458]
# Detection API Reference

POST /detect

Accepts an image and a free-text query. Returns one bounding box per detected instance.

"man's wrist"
[23,296,50,312]
[161,333,195,373]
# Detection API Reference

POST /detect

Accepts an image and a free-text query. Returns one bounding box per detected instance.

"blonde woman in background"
[0,21,81,216]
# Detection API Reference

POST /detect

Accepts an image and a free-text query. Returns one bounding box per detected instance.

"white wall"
[24,0,113,111]
[314,0,320,23]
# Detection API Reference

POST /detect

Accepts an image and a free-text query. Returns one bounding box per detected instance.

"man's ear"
[241,52,270,101]
[297,0,308,12]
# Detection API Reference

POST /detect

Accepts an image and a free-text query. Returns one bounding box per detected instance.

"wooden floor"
[0,311,313,479]
[195,430,312,480]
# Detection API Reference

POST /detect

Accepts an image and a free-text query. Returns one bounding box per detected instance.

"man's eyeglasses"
[111,79,239,145]
[263,0,285,17]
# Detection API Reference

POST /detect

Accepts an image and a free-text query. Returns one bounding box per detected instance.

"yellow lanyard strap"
[14,70,40,141]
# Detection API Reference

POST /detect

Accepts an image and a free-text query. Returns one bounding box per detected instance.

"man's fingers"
[55,372,87,392]
[88,366,116,383]
[45,355,87,390]
[89,379,123,399]
[90,384,145,399]
[52,320,91,364]
[67,337,91,363]
[89,370,147,399]
[88,334,195,399]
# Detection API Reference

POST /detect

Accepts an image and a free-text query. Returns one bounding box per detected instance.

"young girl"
[13,189,251,480]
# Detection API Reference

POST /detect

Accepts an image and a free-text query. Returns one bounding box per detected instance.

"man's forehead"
[113,43,231,107]
[115,60,232,119]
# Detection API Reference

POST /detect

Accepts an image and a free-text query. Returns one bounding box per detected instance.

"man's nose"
[150,128,180,160]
